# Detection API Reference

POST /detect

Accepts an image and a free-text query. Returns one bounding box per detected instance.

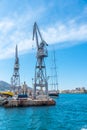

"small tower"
[11,45,20,92]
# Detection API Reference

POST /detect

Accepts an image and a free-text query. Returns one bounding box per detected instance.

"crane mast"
[33,22,48,99]
[11,45,20,92]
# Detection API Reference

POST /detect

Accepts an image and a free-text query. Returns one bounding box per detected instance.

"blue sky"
[0,0,87,90]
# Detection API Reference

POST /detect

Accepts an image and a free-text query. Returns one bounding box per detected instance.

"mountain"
[0,81,32,91]
[0,81,10,91]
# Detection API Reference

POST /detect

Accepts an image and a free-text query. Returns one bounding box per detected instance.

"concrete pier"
[3,97,56,107]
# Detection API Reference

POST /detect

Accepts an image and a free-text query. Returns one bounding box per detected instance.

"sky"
[0,0,87,90]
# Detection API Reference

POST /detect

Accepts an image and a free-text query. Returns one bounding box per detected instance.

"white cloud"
[42,21,87,46]
[0,5,87,59]
[0,18,14,34]
[0,7,46,59]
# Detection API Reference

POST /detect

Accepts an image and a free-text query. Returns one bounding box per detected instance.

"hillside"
[0,81,10,91]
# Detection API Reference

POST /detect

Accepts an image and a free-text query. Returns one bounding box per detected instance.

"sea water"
[0,94,87,130]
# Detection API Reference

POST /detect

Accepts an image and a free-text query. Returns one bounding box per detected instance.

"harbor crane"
[11,45,20,92]
[32,22,48,99]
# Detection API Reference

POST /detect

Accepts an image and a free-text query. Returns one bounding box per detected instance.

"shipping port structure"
[3,22,56,107]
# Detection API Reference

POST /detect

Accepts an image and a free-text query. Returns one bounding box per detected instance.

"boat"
[49,90,59,96]
[0,91,14,106]
[0,91,14,96]
[0,96,7,106]
[18,94,28,99]
[49,47,59,97]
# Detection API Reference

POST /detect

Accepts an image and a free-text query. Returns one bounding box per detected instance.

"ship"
[48,47,59,97]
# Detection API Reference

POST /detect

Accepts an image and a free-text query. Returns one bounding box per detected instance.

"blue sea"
[0,94,87,130]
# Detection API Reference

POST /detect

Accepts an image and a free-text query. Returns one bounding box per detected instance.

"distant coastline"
[59,87,87,94]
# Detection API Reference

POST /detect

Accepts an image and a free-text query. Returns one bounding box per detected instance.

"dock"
[3,97,56,107]
[1,23,57,108]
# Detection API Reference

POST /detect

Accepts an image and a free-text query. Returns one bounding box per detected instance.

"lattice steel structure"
[32,22,48,99]
[11,45,20,91]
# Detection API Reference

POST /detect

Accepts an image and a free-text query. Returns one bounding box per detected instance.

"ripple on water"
[0,94,87,130]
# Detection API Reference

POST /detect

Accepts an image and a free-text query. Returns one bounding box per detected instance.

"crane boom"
[33,22,48,50]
